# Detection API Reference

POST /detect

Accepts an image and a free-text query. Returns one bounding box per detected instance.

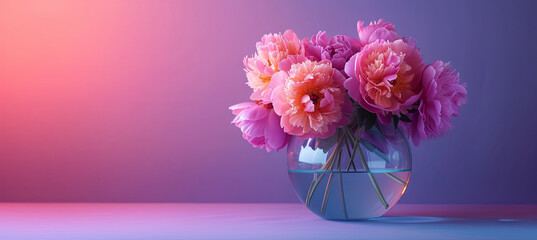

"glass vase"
[287,123,411,220]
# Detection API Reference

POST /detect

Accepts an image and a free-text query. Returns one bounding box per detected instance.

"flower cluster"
[231,19,467,151]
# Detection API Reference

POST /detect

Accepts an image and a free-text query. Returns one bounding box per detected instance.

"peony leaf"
[357,107,377,130]
[400,114,411,122]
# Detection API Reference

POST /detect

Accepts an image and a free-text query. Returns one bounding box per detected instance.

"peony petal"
[265,110,289,151]
[278,55,307,72]
[319,90,334,109]
[343,55,361,102]
[283,29,301,55]
[271,85,289,116]
[229,102,257,113]
[332,68,346,87]
[369,28,392,44]
[422,64,437,85]
[240,119,265,137]
[246,135,265,147]
[269,71,287,89]
[301,95,315,112]
[357,19,400,45]
[238,104,269,121]
[331,58,346,71]
[357,21,373,44]
[249,88,268,101]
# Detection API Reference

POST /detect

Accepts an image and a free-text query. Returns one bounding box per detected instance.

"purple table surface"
[0,203,536,240]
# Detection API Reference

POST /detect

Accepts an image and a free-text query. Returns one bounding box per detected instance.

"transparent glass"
[287,124,412,220]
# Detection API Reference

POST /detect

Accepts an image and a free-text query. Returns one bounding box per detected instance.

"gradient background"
[0,0,536,204]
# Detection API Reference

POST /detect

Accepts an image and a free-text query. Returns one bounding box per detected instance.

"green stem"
[305,173,325,207]
[320,136,342,215]
[336,142,348,218]
[321,172,334,215]
[338,172,348,219]
[305,125,403,215]
[355,126,389,209]
[343,132,357,171]
[385,172,407,186]
[344,126,406,186]
[305,133,343,207]
[346,126,362,172]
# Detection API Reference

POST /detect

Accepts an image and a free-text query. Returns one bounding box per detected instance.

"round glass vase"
[287,124,411,220]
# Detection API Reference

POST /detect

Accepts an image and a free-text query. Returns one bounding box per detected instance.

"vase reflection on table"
[287,120,411,220]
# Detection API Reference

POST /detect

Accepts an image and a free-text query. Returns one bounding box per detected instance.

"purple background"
[1,0,536,204]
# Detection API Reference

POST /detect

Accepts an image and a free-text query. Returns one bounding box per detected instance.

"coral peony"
[244,56,275,101]
[357,19,401,45]
[245,30,304,102]
[271,60,352,139]
[230,102,289,151]
[344,39,424,124]
[406,61,467,146]
[303,31,361,73]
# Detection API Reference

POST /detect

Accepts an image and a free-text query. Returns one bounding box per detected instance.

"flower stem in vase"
[320,140,343,215]
[305,133,343,207]
[354,126,390,209]
[343,126,362,170]
[335,140,349,219]
[320,172,335,215]
[385,172,407,186]
[305,174,325,207]
[343,136,357,171]
[338,171,349,219]
[345,126,407,187]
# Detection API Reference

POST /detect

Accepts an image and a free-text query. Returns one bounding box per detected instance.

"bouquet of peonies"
[230,19,467,151]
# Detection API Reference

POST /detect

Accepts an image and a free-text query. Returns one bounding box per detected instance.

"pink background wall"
[0,0,299,202]
[1,0,536,203]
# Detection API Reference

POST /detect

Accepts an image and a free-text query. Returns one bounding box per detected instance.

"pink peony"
[245,30,304,102]
[303,31,361,73]
[344,39,424,124]
[357,19,401,45]
[271,60,352,139]
[230,102,289,151]
[256,30,303,67]
[244,56,275,101]
[406,61,467,146]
